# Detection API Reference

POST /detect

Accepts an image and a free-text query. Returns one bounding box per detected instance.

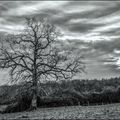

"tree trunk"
[31,91,37,110]
[30,37,38,110]
[30,72,38,110]
[30,83,37,110]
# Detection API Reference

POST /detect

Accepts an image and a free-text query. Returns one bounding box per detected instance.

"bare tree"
[0,17,84,109]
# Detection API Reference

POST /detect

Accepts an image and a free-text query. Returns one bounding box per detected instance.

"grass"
[1,103,120,119]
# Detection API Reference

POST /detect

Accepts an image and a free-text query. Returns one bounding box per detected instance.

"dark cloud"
[80,3,120,18]
[101,57,118,63]
[93,39,120,53]
[42,9,63,16]
[68,23,102,33]
[102,28,120,36]
[0,4,8,13]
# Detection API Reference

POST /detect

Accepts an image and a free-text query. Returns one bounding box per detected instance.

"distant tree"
[0,17,84,109]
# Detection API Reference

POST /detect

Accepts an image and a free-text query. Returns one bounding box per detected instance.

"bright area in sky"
[0,1,120,84]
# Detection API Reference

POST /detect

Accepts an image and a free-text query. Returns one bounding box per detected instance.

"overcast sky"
[0,1,120,84]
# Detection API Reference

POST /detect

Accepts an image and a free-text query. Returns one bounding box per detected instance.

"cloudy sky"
[0,1,120,84]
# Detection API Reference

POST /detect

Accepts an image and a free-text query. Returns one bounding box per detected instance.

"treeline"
[1,77,120,113]
[46,78,120,106]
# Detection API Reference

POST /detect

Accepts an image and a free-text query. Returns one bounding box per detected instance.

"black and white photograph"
[0,0,120,119]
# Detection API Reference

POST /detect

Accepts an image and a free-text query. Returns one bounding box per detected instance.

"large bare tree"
[0,17,84,109]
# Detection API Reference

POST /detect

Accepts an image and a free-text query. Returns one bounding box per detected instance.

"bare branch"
[0,16,84,88]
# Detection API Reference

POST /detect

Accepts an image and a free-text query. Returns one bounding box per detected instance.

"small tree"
[0,17,84,109]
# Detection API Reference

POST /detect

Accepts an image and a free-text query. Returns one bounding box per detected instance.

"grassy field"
[1,103,120,119]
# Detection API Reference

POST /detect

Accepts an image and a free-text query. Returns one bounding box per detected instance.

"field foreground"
[1,104,120,119]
